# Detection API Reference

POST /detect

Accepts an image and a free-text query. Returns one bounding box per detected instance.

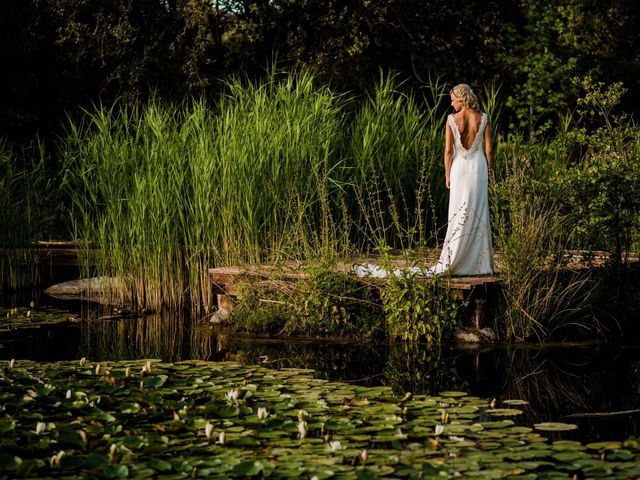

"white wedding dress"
[433,112,493,276]
[353,112,494,279]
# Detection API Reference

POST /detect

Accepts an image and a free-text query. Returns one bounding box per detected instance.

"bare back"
[451,110,484,150]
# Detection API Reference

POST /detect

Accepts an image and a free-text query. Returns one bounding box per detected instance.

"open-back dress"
[434,112,494,275]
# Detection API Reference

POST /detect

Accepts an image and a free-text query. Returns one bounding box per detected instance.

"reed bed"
[0,140,53,289]
[60,71,449,311]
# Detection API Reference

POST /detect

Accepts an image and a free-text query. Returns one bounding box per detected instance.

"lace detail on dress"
[448,113,487,159]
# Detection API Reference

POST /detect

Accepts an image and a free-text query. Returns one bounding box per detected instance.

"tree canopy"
[2,0,639,142]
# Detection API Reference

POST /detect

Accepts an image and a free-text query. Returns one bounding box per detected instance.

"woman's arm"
[444,121,454,189]
[484,118,494,184]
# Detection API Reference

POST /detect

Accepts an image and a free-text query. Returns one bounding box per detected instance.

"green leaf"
[232,461,264,476]
[143,375,168,388]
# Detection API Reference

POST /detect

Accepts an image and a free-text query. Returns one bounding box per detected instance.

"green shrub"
[230,262,383,339]
[556,77,640,264]
[380,253,460,344]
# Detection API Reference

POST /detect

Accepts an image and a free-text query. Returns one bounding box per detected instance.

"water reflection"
[1,298,639,442]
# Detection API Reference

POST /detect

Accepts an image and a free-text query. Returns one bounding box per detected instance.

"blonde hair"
[450,83,480,111]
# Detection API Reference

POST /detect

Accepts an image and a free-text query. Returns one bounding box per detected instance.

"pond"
[1,294,640,478]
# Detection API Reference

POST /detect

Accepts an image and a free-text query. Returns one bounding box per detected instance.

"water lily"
[108,443,118,463]
[435,424,445,436]
[49,450,65,468]
[217,431,226,445]
[327,440,343,452]
[205,422,214,441]
[257,407,269,420]
[94,364,100,375]
[297,420,308,439]
[79,357,86,367]
[35,422,46,435]
[66,389,72,399]
[26,310,31,317]
[9,359,14,369]
[360,449,368,464]
[125,367,130,377]
[78,429,88,446]
[297,409,308,422]
[225,389,240,403]
[441,410,449,423]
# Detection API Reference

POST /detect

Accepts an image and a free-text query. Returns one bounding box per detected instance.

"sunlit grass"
[60,71,450,311]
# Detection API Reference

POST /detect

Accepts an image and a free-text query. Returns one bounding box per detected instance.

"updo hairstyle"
[450,84,480,111]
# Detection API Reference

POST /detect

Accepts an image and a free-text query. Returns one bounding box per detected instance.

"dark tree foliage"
[1,0,639,145]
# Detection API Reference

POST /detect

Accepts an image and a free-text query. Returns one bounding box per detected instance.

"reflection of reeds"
[79,311,188,361]
[493,346,640,441]
[382,342,461,394]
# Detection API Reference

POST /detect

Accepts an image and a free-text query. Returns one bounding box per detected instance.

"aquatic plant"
[1,359,640,478]
[491,150,593,342]
[231,261,383,339]
[0,140,56,290]
[59,70,452,312]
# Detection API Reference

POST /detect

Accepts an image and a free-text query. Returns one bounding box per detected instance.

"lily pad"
[533,422,578,432]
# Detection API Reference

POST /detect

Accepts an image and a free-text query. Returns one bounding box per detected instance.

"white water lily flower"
[434,424,445,436]
[225,389,240,403]
[66,389,72,399]
[49,450,65,468]
[327,440,343,452]
[9,359,15,369]
[217,431,226,445]
[35,422,46,435]
[94,364,100,375]
[205,422,214,441]
[79,357,86,367]
[360,449,368,464]
[297,421,308,439]
[257,407,269,420]
[441,410,449,423]
[125,367,130,378]
[26,310,31,317]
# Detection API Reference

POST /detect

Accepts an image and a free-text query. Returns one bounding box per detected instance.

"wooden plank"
[208,260,501,296]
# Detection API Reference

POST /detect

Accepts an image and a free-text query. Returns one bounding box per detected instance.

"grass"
[0,140,57,289]
[59,70,450,312]
[4,69,637,343]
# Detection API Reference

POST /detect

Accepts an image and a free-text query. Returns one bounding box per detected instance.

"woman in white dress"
[434,83,494,276]
[352,84,494,279]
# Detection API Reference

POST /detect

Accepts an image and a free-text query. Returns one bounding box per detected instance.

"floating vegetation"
[0,306,75,332]
[1,359,640,478]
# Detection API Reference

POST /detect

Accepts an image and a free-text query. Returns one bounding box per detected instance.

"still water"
[1,294,640,444]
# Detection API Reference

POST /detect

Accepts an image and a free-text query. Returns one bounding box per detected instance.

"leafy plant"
[231,261,383,339]
[558,77,640,265]
[491,165,593,342]
[380,254,460,344]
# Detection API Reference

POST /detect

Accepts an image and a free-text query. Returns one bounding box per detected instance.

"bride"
[434,83,494,276]
[354,83,494,278]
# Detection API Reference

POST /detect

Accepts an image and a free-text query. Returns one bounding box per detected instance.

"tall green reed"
[0,140,53,289]
[350,73,448,251]
[59,71,458,311]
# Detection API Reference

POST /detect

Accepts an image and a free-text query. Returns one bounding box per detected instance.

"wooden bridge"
[208,257,501,330]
